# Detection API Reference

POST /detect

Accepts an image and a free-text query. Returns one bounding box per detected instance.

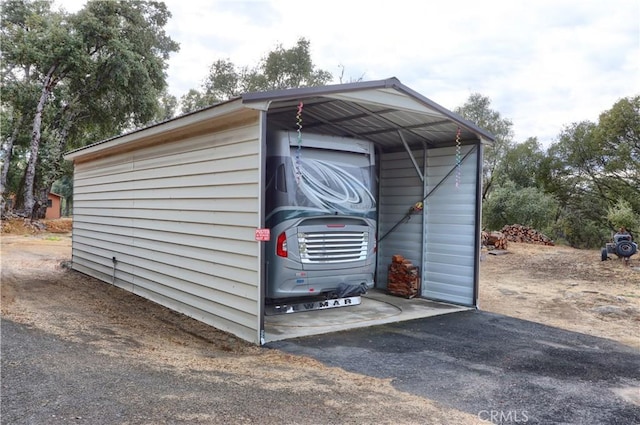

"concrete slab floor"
[264,289,471,342]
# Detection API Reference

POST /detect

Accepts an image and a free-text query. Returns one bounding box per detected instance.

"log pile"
[482,231,508,250]
[387,254,420,298]
[500,224,554,246]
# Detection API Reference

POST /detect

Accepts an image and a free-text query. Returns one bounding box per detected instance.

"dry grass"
[1,217,72,234]
[479,242,640,348]
[42,217,73,233]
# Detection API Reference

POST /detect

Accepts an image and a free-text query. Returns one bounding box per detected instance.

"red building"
[45,192,62,219]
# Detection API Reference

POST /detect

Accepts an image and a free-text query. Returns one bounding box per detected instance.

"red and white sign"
[255,228,271,241]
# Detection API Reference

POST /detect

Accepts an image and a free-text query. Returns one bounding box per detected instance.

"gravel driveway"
[3,232,639,424]
[1,234,482,425]
[2,318,349,424]
[270,310,640,425]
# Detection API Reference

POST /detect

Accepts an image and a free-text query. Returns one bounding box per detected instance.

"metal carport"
[64,77,494,345]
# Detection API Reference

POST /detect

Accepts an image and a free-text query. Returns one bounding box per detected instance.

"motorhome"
[265,130,377,301]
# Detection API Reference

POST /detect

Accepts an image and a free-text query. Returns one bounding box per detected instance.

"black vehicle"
[601,231,637,265]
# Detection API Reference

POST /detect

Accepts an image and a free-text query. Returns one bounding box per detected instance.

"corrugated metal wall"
[376,149,426,287]
[71,117,263,343]
[377,145,478,306]
[423,145,478,306]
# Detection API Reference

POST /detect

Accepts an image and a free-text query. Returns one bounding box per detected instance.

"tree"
[454,93,514,200]
[0,0,179,217]
[181,38,333,113]
[607,199,639,235]
[257,38,333,91]
[336,64,365,84]
[202,59,242,102]
[154,90,179,123]
[593,96,640,212]
[179,88,210,113]
[541,94,640,248]
[495,137,546,189]
[540,121,607,246]
[51,172,73,216]
[0,93,35,212]
[1,0,75,216]
[483,180,559,233]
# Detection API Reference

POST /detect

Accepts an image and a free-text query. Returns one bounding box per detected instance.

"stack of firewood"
[500,224,554,246]
[387,254,420,298]
[482,231,508,250]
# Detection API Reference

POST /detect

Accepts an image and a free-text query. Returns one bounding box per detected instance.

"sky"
[55,0,639,147]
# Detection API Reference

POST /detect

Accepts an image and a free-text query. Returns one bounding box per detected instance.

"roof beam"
[292,107,365,139]
[346,102,437,148]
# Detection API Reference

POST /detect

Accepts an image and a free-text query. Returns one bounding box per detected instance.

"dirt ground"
[1,218,639,423]
[479,242,640,349]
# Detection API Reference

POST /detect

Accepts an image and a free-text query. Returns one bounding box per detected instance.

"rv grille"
[298,231,369,263]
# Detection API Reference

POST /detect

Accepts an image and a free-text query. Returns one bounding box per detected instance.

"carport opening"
[258,91,484,342]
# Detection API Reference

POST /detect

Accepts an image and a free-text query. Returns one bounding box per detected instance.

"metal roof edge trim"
[389,82,496,143]
[63,98,244,161]
[242,77,495,143]
[241,77,401,103]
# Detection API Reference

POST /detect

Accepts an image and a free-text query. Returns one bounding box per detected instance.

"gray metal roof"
[243,77,494,152]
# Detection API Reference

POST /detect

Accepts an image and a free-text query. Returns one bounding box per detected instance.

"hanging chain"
[295,101,304,185]
[455,127,462,188]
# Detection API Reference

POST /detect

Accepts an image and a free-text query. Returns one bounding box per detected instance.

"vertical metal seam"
[258,110,267,344]
[421,146,428,298]
[473,140,483,308]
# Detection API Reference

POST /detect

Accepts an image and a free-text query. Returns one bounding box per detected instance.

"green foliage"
[181,38,333,113]
[538,96,640,247]
[454,94,514,200]
[555,211,611,249]
[553,191,612,248]
[593,96,640,212]
[51,173,73,215]
[2,143,27,198]
[203,59,242,102]
[495,137,545,189]
[1,0,179,214]
[1,1,635,249]
[483,180,559,232]
[154,90,179,123]
[259,38,334,90]
[178,89,210,113]
[51,174,73,199]
[539,121,598,209]
[68,0,180,131]
[1,1,82,80]
[607,199,639,233]
[467,93,638,248]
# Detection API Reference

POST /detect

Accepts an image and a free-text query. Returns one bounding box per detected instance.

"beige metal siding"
[71,117,262,343]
